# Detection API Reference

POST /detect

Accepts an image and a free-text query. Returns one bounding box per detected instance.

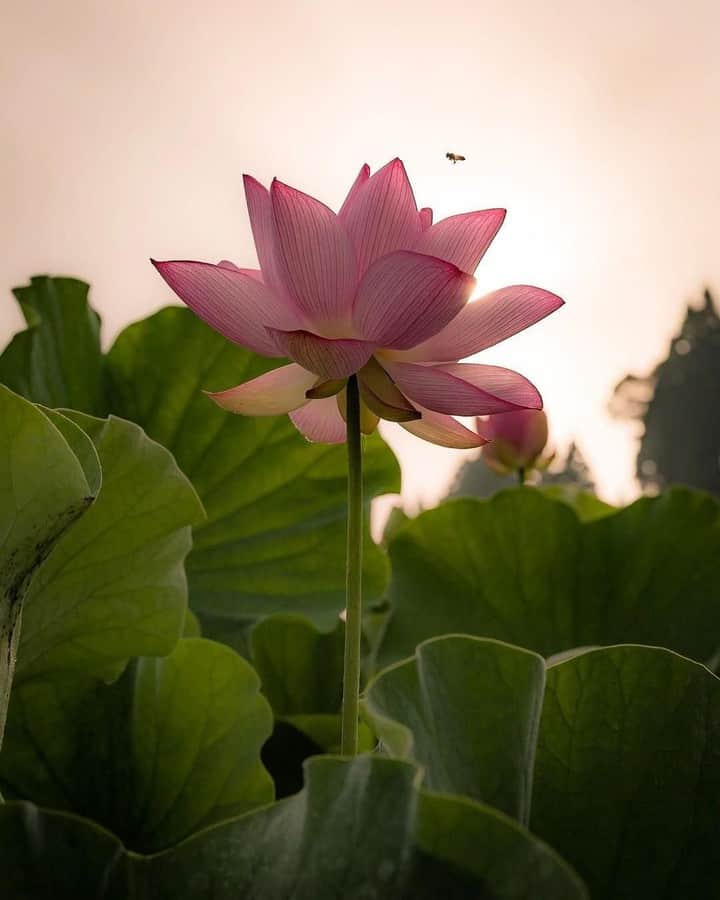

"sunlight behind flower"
[1,0,718,513]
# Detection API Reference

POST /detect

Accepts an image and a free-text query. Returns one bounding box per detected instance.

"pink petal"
[414,209,506,274]
[419,207,433,230]
[152,259,294,357]
[218,260,264,282]
[290,396,347,443]
[400,404,488,448]
[397,285,565,362]
[338,164,370,219]
[270,179,358,327]
[340,158,422,275]
[243,175,295,307]
[353,251,475,349]
[205,363,317,415]
[266,328,375,379]
[385,361,542,415]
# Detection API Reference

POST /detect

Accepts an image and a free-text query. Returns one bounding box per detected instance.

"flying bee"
[446,152,466,164]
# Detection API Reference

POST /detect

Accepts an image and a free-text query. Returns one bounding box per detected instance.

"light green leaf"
[37,407,102,496]
[366,636,545,825]
[532,645,720,898]
[0,638,273,853]
[107,306,400,629]
[380,488,720,666]
[16,412,205,682]
[538,486,616,521]
[0,277,107,414]
[0,387,96,744]
[182,608,201,637]
[0,756,588,898]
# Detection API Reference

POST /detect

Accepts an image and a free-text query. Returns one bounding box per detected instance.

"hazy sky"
[2,0,718,509]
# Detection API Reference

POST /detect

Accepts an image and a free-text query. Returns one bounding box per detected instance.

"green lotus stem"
[517,467,526,486]
[341,374,363,756]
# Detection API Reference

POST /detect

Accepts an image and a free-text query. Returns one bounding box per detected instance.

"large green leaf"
[380,492,579,666]
[0,277,107,414]
[15,412,204,682]
[579,489,720,657]
[107,306,400,628]
[380,488,720,666]
[0,756,587,899]
[532,645,720,898]
[0,387,97,744]
[369,635,720,895]
[365,636,545,825]
[0,637,273,852]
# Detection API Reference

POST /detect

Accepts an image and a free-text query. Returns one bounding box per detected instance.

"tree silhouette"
[448,440,595,499]
[539,442,595,492]
[610,289,720,496]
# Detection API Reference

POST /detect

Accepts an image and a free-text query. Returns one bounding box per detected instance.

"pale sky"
[2,0,719,510]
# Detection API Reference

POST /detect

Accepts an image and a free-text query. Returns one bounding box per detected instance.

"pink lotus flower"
[153,159,563,448]
[481,409,551,474]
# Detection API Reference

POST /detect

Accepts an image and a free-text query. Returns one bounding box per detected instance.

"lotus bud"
[480,409,550,480]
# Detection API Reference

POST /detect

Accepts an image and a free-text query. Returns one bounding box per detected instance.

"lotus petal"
[152,259,292,356]
[340,158,422,275]
[267,328,376,380]
[205,363,317,415]
[353,251,474,349]
[270,179,358,328]
[386,361,542,415]
[399,286,565,362]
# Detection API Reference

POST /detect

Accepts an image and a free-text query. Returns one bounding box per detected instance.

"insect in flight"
[446,152,466,164]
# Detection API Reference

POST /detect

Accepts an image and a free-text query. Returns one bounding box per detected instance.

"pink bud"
[480,409,549,475]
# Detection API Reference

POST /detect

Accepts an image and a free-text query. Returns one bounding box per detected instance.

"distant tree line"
[609,289,720,497]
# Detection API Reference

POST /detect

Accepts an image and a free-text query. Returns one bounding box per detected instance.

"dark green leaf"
[0,638,273,852]
[416,791,588,900]
[0,277,107,414]
[579,489,720,659]
[250,613,344,716]
[532,645,720,898]
[0,804,128,899]
[249,615,377,762]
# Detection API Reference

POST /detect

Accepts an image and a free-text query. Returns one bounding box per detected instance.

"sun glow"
[379,169,639,513]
